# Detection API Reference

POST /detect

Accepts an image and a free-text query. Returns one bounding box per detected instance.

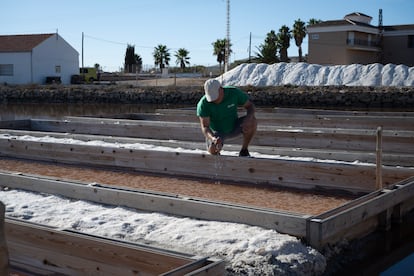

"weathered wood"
[376,126,383,190]
[6,218,223,275]
[156,107,414,117]
[112,111,414,130]
[25,118,414,154]
[2,172,414,260]
[0,201,9,276]
[0,172,309,236]
[307,177,414,249]
[1,128,413,167]
[2,137,413,194]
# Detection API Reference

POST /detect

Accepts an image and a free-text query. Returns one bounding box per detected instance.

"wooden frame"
[5,218,224,275]
[1,172,414,252]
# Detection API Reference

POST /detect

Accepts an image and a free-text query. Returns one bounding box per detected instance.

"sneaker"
[239,148,250,157]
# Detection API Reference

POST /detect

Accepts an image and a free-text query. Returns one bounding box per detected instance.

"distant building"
[0,33,79,84]
[307,12,414,66]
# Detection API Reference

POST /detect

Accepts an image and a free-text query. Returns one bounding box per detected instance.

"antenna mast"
[224,0,230,72]
[378,9,384,64]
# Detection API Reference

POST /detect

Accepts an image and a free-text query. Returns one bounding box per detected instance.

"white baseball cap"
[204,79,221,102]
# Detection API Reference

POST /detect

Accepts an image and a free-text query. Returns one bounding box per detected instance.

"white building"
[0,33,79,85]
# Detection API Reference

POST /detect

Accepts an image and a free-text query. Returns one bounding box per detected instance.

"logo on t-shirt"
[227,103,235,109]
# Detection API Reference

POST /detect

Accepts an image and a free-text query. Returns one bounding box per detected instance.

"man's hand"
[209,136,223,155]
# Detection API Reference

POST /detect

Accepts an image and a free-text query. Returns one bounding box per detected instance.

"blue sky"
[2,0,413,72]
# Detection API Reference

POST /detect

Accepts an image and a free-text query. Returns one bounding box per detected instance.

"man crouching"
[196,79,257,157]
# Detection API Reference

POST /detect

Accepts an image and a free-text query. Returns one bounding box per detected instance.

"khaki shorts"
[205,116,246,150]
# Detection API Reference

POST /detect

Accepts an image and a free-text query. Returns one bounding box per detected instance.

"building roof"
[307,19,376,29]
[0,33,54,52]
[383,24,414,31]
[344,12,372,19]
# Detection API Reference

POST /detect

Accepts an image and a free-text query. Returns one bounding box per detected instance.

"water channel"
[1,103,413,275]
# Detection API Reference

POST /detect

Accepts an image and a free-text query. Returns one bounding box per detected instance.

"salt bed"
[0,134,333,275]
[0,189,325,275]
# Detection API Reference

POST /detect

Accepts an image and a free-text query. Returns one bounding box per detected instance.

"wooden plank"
[0,201,9,276]
[6,219,222,275]
[160,257,224,276]
[1,128,413,167]
[111,112,414,130]
[0,172,309,237]
[0,138,392,194]
[26,118,414,154]
[307,177,414,249]
[271,107,414,117]
[0,119,31,130]
[156,107,414,117]
[2,137,413,192]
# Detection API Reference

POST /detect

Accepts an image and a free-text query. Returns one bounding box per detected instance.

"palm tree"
[212,39,232,72]
[255,30,279,64]
[135,54,143,73]
[175,48,190,71]
[293,19,307,62]
[153,44,170,71]
[277,25,292,62]
[308,18,322,25]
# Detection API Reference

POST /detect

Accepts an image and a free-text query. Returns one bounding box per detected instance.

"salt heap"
[220,63,414,87]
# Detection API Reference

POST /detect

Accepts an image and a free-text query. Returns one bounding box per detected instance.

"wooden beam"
[3,137,413,194]
[112,111,414,130]
[1,128,413,167]
[25,118,414,154]
[307,177,414,249]
[6,218,223,275]
[0,172,309,237]
[0,201,9,276]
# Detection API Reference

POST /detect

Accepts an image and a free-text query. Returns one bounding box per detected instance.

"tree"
[124,44,142,73]
[175,48,190,71]
[255,30,279,64]
[308,18,322,25]
[277,25,292,62]
[293,19,307,62]
[212,39,232,72]
[135,54,143,73]
[153,44,170,71]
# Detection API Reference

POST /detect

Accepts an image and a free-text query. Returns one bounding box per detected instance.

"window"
[0,64,13,76]
[408,35,414,48]
[311,34,319,40]
[55,65,61,73]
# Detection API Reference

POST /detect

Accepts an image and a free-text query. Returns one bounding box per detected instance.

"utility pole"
[82,32,84,69]
[378,9,384,64]
[224,0,230,73]
[249,32,252,63]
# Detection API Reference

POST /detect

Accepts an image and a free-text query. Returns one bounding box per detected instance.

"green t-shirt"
[196,86,248,134]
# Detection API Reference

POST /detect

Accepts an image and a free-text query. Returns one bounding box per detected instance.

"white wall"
[0,52,31,84]
[32,34,79,84]
[0,34,79,85]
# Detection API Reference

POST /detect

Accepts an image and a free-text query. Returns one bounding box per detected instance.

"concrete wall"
[0,85,413,108]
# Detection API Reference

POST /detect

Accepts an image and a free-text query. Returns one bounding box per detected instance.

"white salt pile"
[220,63,414,87]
